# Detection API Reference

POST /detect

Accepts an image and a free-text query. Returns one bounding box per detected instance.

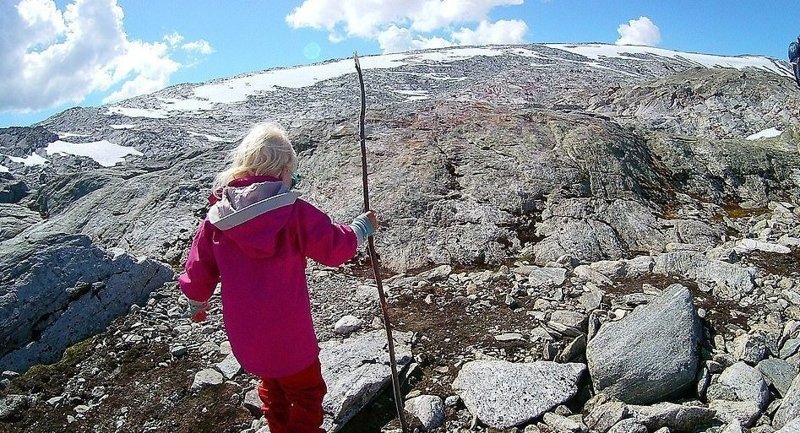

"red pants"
[257,358,327,433]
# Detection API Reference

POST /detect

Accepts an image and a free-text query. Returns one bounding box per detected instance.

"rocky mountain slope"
[1,43,799,433]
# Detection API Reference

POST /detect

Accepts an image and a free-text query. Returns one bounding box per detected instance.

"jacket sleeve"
[296,200,358,267]
[178,219,220,302]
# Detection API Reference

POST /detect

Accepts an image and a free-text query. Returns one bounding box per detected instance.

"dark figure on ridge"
[790,35,800,87]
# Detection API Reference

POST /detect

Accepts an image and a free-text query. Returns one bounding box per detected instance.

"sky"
[1,0,798,128]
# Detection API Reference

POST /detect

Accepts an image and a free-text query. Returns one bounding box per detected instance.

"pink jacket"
[178,176,357,378]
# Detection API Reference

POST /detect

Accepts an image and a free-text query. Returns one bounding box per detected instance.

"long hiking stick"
[353,52,409,433]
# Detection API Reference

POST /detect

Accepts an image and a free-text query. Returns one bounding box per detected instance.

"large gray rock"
[451,360,586,428]
[0,232,173,373]
[775,374,800,429]
[320,330,413,432]
[586,284,702,404]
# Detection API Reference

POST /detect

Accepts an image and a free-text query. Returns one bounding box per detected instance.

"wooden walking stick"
[353,52,409,433]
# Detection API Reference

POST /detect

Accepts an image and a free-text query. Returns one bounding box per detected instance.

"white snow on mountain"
[8,153,48,166]
[546,44,790,76]
[746,127,783,140]
[105,44,789,119]
[394,89,430,101]
[106,107,168,119]
[187,131,227,142]
[110,124,137,130]
[45,140,144,167]
[0,163,8,173]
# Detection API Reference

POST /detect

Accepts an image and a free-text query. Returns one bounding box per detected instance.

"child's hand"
[366,211,378,230]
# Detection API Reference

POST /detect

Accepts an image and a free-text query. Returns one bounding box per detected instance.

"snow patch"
[188,131,226,142]
[110,124,137,130]
[106,106,168,119]
[393,90,430,101]
[746,128,782,140]
[8,153,47,166]
[0,164,8,173]
[193,47,501,105]
[158,97,217,112]
[546,44,790,76]
[58,132,90,138]
[45,140,144,167]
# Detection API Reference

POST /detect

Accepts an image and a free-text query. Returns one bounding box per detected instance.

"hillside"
[1,43,799,433]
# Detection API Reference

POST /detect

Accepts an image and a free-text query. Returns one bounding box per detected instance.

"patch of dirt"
[608,274,748,329]
[1,320,252,433]
[747,248,800,277]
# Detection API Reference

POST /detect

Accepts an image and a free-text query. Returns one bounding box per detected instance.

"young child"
[178,122,377,433]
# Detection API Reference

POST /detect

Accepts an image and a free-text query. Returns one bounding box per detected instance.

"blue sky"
[1,0,798,128]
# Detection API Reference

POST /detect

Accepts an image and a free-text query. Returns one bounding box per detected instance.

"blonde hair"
[213,123,298,191]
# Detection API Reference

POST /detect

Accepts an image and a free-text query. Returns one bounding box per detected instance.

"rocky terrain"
[1,43,799,432]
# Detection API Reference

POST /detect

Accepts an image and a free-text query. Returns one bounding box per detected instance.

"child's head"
[213,123,298,190]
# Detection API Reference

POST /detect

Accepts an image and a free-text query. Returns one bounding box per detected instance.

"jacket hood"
[207,177,299,257]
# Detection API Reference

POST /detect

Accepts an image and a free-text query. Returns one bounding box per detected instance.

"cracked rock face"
[0,232,173,372]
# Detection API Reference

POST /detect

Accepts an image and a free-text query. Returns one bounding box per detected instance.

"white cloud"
[378,25,453,53]
[0,0,214,112]
[182,40,215,55]
[286,0,528,53]
[452,19,527,46]
[616,16,661,46]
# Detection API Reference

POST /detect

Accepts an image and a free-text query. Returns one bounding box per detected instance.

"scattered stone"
[547,310,587,337]
[707,362,770,410]
[170,345,187,357]
[757,358,796,397]
[607,418,648,433]
[629,402,716,432]
[777,417,800,433]
[190,369,224,391]
[781,339,800,359]
[242,389,262,417]
[333,315,364,335]
[528,267,568,291]
[543,412,586,433]
[451,360,586,428]
[721,421,744,433]
[587,284,701,404]
[495,333,526,342]
[712,399,763,429]
[445,396,460,407]
[732,333,767,365]
[585,400,630,433]
[573,265,613,286]
[558,334,587,363]
[734,239,791,254]
[216,353,242,380]
[775,374,800,429]
[425,265,452,282]
[404,395,445,430]
[320,330,413,431]
[0,395,29,421]
[579,289,604,311]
